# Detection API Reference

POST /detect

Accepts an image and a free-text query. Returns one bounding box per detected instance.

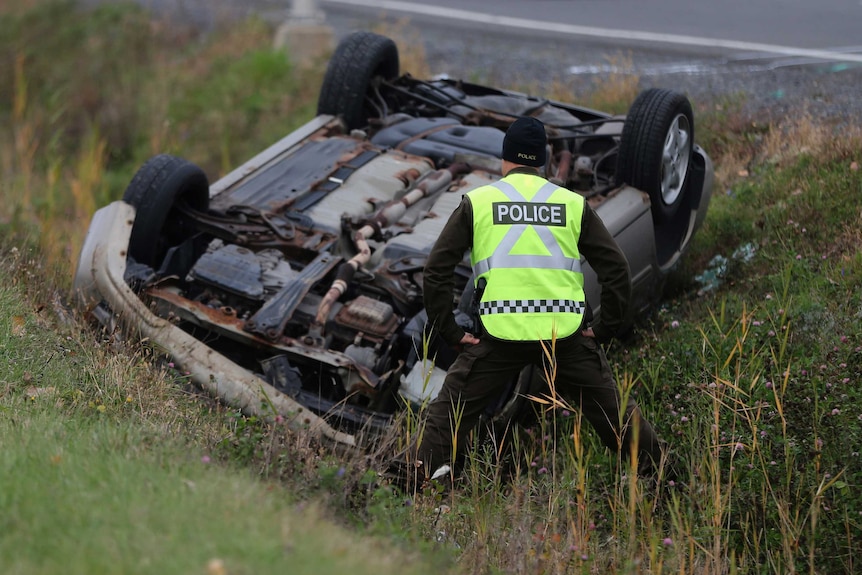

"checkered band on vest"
[479,299,586,315]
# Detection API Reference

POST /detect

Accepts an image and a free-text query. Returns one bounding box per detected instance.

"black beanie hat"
[502,117,547,167]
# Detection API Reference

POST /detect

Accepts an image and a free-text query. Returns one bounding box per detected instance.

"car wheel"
[616,88,694,225]
[122,154,209,267]
[317,31,400,131]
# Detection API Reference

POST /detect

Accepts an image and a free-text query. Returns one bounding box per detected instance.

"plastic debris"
[695,242,757,293]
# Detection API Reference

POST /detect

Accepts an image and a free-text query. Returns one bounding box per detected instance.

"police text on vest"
[493,202,566,226]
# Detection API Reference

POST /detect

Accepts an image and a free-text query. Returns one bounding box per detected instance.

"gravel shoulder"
[83,0,862,123]
[320,8,862,125]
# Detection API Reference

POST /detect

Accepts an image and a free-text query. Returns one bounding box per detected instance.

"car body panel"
[74,200,358,445]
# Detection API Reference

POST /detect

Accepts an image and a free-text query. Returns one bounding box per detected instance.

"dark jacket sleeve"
[578,204,631,341]
[423,197,473,347]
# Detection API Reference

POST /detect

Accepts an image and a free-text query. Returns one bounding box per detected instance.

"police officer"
[416,116,664,481]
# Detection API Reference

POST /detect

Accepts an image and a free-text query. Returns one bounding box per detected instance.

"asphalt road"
[85,0,862,121]
[322,0,862,57]
[314,0,862,121]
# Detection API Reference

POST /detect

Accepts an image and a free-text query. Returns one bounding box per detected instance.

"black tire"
[616,88,694,225]
[317,31,400,131]
[122,154,209,267]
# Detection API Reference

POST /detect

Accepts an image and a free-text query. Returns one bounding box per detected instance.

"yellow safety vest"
[467,173,586,341]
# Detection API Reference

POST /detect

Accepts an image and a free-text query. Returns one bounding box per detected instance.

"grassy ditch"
[2,1,861,574]
[0,259,447,575]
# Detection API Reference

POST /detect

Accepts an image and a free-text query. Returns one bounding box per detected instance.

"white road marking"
[323,0,862,64]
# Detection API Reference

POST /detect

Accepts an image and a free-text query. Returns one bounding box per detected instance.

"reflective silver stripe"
[479,299,586,315]
[492,180,558,203]
[472,180,582,276]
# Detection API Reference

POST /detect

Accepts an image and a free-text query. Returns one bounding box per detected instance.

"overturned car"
[73,32,713,447]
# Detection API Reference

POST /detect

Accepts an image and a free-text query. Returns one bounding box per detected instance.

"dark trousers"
[416,333,663,477]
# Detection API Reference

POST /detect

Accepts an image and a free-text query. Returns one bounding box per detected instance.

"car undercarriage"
[73,31,713,446]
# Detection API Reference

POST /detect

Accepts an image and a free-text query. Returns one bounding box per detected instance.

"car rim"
[661,113,691,206]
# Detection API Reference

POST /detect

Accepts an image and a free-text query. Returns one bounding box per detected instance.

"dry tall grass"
[4,4,862,573]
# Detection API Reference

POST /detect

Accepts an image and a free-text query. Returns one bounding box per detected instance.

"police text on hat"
[502,117,547,168]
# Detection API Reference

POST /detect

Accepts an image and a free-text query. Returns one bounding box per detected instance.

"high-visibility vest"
[467,173,586,341]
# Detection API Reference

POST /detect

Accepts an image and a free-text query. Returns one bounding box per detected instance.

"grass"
[0,254,448,575]
[1,1,861,574]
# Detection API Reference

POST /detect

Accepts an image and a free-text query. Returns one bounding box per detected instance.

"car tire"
[317,31,400,131]
[122,154,209,267]
[616,88,694,225]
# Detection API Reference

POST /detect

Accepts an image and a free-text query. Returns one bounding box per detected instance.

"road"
[321,0,862,60]
[85,0,862,120]
[306,0,862,121]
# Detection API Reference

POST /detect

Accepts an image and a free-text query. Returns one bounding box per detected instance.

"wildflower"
[760,430,767,438]
[840,335,848,343]
[768,330,776,337]
[671,320,680,328]
[765,293,772,300]
[562,409,571,417]
[770,461,777,465]
[680,416,689,423]
[843,378,850,384]
[832,408,840,416]
[795,254,802,260]
[201,455,211,464]
[168,362,175,368]
[668,480,676,487]
[275,414,284,424]
[734,442,745,452]
[336,467,346,478]
[752,320,762,326]
[538,467,549,475]
[765,381,773,389]
[531,460,538,467]
[581,554,589,561]
[815,438,824,450]
[663,537,673,547]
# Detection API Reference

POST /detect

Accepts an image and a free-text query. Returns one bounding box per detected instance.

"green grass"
[2,1,862,574]
[0,273,446,575]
